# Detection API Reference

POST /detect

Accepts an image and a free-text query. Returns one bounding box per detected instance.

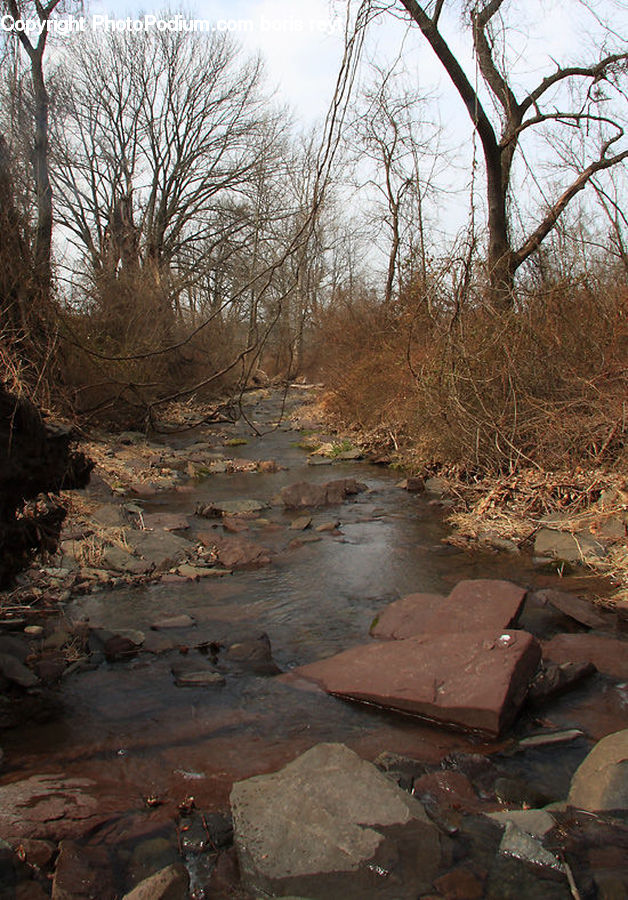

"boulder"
[424,477,449,496]
[125,531,191,571]
[568,729,628,812]
[291,630,541,737]
[141,513,190,532]
[278,478,367,509]
[542,633,628,680]
[202,535,271,569]
[196,499,268,518]
[371,580,526,640]
[534,528,606,563]
[122,863,189,900]
[230,742,442,899]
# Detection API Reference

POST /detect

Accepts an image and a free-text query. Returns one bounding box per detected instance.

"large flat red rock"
[294,630,541,737]
[371,593,446,639]
[371,580,526,640]
[543,634,628,680]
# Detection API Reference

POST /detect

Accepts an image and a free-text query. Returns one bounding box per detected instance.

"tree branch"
[471,0,520,120]
[512,147,628,269]
[520,53,628,114]
[399,0,500,163]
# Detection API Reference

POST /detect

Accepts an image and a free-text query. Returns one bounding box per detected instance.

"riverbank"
[1,385,627,898]
[301,390,628,607]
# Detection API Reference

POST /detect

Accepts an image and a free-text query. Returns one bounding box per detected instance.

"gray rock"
[196,499,268,517]
[126,530,192,571]
[122,863,189,900]
[102,545,152,575]
[92,503,126,527]
[0,652,38,687]
[424,477,449,496]
[568,729,628,812]
[487,808,556,837]
[534,528,606,563]
[499,822,564,871]
[230,742,441,899]
[335,449,363,460]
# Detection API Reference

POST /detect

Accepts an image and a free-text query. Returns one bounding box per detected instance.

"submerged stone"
[278,478,367,509]
[292,630,541,737]
[122,863,189,900]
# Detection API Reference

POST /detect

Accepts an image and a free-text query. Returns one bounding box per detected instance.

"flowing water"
[2,388,625,897]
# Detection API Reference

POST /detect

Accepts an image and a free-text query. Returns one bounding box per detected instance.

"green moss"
[224,438,248,447]
[369,614,380,633]
[328,439,354,458]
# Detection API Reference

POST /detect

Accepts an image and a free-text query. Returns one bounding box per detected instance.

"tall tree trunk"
[31,60,53,295]
[486,152,514,307]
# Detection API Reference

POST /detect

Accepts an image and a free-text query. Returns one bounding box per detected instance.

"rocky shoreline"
[1,386,627,898]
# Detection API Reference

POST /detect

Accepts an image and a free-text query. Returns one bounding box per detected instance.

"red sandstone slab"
[372,579,527,640]
[294,629,541,737]
[370,593,446,639]
[543,633,628,680]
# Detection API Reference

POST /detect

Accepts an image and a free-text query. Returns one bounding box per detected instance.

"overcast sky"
[84,0,628,130]
[69,0,628,259]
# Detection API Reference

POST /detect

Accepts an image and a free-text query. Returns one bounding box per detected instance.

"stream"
[2,387,626,898]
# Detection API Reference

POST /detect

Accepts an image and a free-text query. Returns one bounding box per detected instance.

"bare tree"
[3,0,66,295]
[346,62,444,303]
[392,0,628,306]
[53,28,278,325]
